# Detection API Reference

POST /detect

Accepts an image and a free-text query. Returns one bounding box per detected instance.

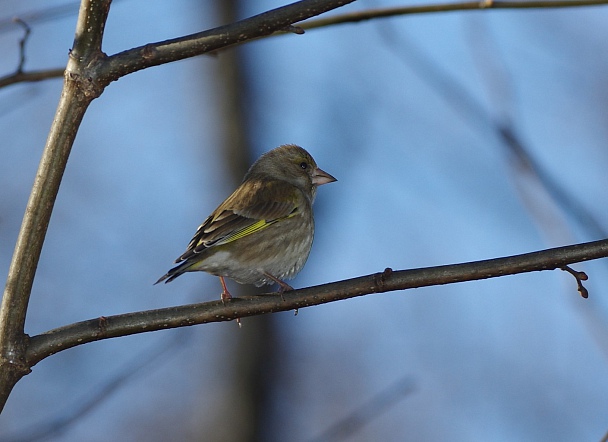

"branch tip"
[560,265,589,299]
[12,17,31,73]
[281,24,305,34]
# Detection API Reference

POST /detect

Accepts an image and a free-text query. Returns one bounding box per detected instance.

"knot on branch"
[95,316,108,337]
[0,334,33,378]
[373,267,393,292]
[66,49,109,99]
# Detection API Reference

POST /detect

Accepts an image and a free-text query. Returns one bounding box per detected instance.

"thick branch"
[71,0,110,58]
[25,239,608,367]
[97,0,356,85]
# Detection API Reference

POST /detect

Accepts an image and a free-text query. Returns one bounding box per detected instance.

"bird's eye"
[300,162,308,170]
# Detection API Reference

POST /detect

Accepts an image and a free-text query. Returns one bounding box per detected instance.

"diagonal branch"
[96,0,356,86]
[299,0,608,30]
[25,238,608,367]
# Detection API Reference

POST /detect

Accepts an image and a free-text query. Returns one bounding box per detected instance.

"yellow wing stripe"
[218,219,273,245]
[202,210,298,248]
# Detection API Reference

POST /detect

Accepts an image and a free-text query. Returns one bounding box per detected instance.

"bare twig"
[560,265,589,298]
[25,239,607,368]
[12,18,30,73]
[0,19,64,89]
[299,0,608,30]
[0,68,65,88]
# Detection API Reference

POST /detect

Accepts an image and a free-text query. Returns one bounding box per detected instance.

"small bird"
[155,144,336,303]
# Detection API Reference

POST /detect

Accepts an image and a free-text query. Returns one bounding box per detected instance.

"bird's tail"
[154,260,191,285]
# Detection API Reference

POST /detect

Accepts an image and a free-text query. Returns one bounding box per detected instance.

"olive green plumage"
[155,144,336,298]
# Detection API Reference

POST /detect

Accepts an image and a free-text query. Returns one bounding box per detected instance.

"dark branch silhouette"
[300,0,608,30]
[25,239,608,368]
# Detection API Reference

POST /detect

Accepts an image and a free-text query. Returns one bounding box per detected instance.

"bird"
[155,144,337,304]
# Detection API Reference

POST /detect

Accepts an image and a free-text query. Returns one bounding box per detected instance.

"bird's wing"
[175,179,301,262]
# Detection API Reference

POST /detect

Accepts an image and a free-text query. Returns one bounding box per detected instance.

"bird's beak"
[312,167,337,186]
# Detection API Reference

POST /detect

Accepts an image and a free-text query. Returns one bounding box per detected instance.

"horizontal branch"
[0,68,64,88]
[25,238,608,367]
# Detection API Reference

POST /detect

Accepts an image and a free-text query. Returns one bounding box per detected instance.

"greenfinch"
[155,144,336,301]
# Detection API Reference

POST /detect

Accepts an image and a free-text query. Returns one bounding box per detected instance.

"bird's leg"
[263,272,298,315]
[263,272,293,300]
[219,276,241,327]
[219,276,232,302]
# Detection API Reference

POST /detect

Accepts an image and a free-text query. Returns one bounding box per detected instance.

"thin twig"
[560,265,589,298]
[12,18,31,73]
[0,68,65,88]
[299,0,608,30]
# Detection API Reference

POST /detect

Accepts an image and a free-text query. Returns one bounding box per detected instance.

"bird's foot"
[218,276,241,327]
[263,272,297,315]
[263,272,293,301]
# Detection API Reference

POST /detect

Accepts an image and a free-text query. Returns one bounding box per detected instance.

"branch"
[25,239,608,367]
[299,0,608,29]
[0,0,112,412]
[96,0,356,85]
[0,68,65,88]
[13,18,30,73]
